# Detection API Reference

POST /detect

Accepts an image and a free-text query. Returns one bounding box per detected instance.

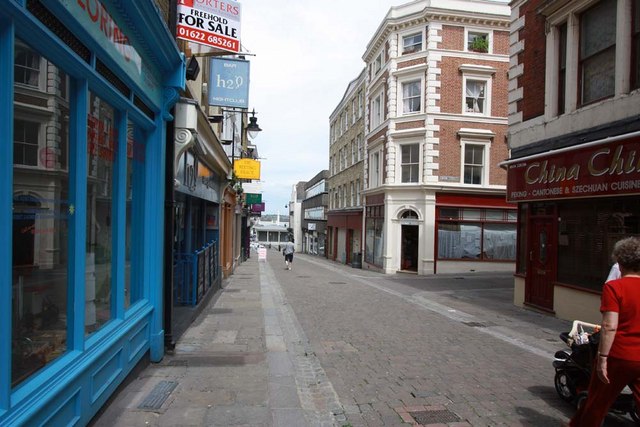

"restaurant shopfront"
[503,131,640,322]
[0,1,184,425]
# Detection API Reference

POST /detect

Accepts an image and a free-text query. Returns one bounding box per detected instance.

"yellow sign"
[234,159,261,180]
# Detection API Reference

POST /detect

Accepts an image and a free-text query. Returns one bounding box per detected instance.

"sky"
[240,0,508,216]
[240,1,410,215]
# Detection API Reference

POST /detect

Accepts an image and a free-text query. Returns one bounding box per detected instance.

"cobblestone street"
[93,251,636,426]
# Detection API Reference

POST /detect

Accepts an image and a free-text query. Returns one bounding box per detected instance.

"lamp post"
[210,109,261,169]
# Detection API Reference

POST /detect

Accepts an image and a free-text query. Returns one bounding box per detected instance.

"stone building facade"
[327,69,366,266]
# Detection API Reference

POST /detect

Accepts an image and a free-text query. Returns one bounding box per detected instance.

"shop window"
[86,92,116,335]
[125,121,146,308]
[401,144,420,183]
[437,207,516,261]
[14,119,40,166]
[12,41,69,387]
[579,0,616,105]
[365,207,384,266]
[557,197,640,291]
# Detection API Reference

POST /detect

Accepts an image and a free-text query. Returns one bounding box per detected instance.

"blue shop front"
[0,1,184,425]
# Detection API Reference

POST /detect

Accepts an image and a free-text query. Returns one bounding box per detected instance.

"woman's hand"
[596,356,609,384]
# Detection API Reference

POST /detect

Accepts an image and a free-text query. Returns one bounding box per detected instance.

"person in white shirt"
[283,239,295,270]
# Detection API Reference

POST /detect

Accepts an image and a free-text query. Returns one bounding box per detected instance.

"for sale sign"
[176,0,241,53]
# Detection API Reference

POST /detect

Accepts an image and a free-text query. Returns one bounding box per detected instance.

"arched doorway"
[400,210,419,272]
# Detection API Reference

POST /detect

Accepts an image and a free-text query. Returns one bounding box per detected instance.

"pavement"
[91,249,636,427]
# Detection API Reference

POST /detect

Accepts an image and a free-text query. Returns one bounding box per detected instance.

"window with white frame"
[350,182,355,207]
[400,144,420,183]
[371,91,384,128]
[357,134,363,161]
[370,150,381,187]
[373,51,383,75]
[402,32,423,54]
[339,148,344,170]
[356,179,361,206]
[579,0,616,105]
[464,78,488,115]
[15,44,41,87]
[467,30,489,53]
[402,80,421,114]
[558,22,568,115]
[358,91,363,118]
[352,99,356,124]
[462,143,487,185]
[351,139,356,164]
[342,148,348,169]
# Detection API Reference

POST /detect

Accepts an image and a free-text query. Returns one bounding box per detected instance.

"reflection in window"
[86,92,116,334]
[14,119,39,166]
[125,122,145,308]
[15,43,40,87]
[12,40,69,387]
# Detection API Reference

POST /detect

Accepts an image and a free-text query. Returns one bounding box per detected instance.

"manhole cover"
[409,409,460,424]
[329,282,346,284]
[297,275,311,278]
[138,380,178,410]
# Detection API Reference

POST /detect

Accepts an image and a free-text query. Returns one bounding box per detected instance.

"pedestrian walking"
[568,236,640,427]
[283,239,295,270]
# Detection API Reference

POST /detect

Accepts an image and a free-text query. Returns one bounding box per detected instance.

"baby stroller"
[553,320,639,423]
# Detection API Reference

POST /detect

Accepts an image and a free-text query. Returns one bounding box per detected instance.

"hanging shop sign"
[505,134,640,202]
[234,158,260,180]
[176,0,241,53]
[209,58,250,108]
[245,193,262,205]
[251,203,265,213]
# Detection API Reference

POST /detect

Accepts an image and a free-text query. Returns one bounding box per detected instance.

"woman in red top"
[569,236,640,426]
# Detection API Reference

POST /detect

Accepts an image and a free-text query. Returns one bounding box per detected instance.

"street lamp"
[209,109,262,168]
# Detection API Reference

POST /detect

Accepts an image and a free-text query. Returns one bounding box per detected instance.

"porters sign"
[505,135,640,202]
[176,0,241,53]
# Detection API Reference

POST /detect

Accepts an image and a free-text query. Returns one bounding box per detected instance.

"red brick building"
[361,0,514,275]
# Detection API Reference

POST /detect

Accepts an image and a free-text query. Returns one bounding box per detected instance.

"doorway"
[401,224,419,272]
[527,217,556,310]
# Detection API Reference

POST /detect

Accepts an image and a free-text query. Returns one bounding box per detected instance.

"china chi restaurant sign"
[506,135,640,202]
[176,0,241,53]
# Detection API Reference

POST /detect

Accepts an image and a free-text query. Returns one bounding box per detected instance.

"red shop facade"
[503,132,640,321]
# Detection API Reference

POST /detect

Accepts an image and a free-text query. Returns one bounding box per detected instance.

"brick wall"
[493,30,510,55]
[517,0,546,121]
[441,25,464,51]
[435,120,508,185]
[439,57,509,117]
